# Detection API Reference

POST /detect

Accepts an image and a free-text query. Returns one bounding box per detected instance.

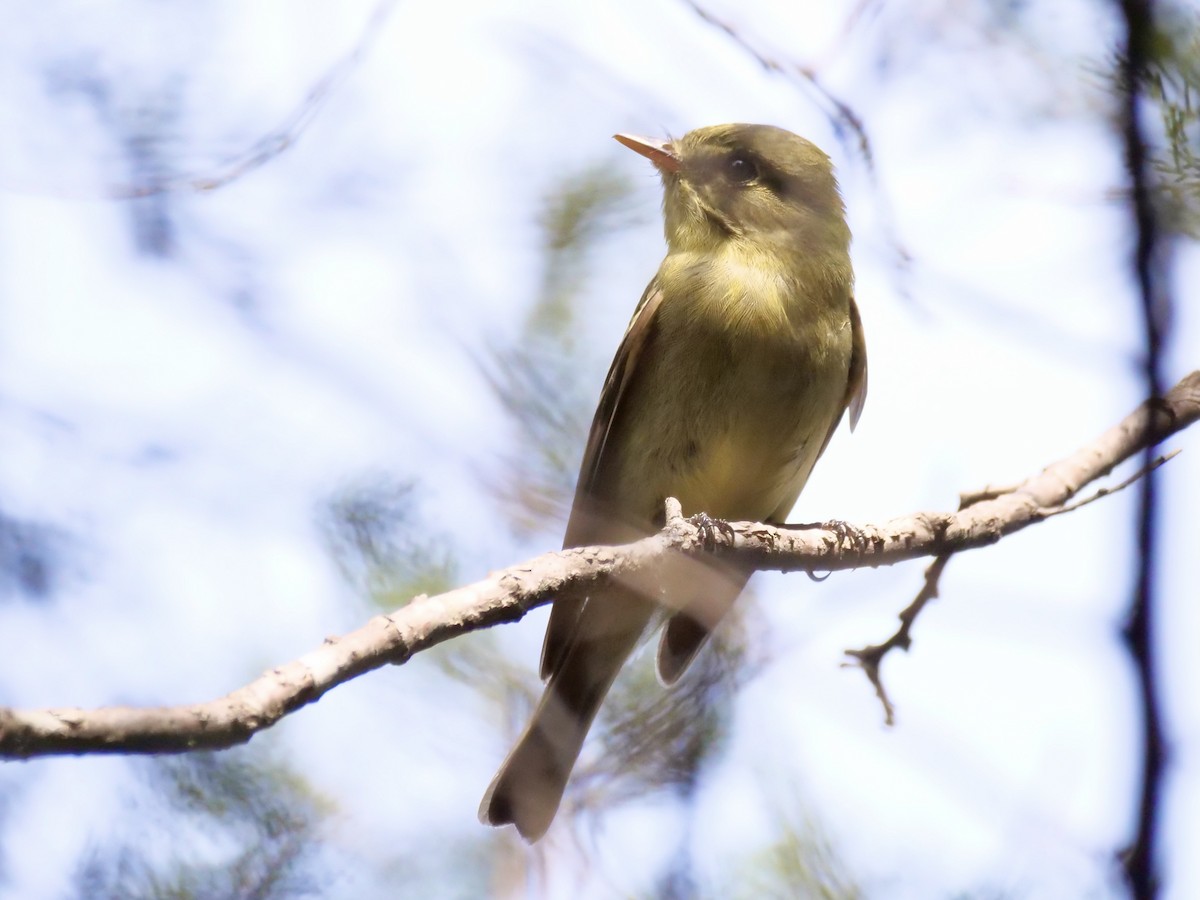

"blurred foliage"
[72,750,334,899]
[0,509,68,603]
[1141,7,1200,238]
[373,832,498,900]
[319,473,457,608]
[729,806,861,900]
[480,162,642,540]
[574,606,763,810]
[44,57,182,256]
[1102,2,1200,238]
[437,620,539,714]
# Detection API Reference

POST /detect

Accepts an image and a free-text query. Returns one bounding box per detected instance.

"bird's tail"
[656,557,753,685]
[479,593,649,842]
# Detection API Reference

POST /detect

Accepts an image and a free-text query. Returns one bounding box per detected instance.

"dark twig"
[1115,0,1170,895]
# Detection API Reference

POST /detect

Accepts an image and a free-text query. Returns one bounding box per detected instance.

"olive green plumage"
[481,123,868,841]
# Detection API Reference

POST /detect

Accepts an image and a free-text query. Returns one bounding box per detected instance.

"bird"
[480,123,867,842]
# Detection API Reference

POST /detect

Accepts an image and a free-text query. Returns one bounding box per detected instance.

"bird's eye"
[725,153,758,183]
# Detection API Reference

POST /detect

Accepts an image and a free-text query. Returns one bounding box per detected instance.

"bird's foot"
[822,519,871,553]
[782,519,871,554]
[688,511,735,551]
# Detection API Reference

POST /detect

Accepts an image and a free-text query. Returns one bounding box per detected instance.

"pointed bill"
[613,133,680,173]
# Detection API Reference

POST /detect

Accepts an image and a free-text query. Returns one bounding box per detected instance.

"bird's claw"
[822,519,870,554]
[688,511,735,551]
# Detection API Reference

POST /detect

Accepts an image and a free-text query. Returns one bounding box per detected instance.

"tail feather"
[478,683,591,841]
[480,591,650,841]
[656,559,753,685]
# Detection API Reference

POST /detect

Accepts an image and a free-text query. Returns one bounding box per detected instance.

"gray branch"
[2,370,1197,759]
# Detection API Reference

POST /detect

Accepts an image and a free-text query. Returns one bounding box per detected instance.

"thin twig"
[843,446,1179,725]
[679,0,913,287]
[1043,449,1178,518]
[842,554,949,726]
[107,0,401,199]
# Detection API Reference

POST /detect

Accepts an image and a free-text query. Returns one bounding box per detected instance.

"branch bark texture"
[2,371,1198,759]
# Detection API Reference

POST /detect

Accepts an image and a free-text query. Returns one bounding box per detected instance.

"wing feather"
[539,280,666,680]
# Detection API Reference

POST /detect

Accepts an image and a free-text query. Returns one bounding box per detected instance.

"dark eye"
[725,153,758,183]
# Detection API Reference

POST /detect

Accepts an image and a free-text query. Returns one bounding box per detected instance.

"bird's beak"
[614,133,680,174]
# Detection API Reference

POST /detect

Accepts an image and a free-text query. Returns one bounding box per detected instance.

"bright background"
[0,1,1197,897]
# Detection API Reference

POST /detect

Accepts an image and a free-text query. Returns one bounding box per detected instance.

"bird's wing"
[807,293,867,473]
[539,279,667,680]
[845,295,868,430]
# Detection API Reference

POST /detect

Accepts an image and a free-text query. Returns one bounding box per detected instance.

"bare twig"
[108,0,401,198]
[843,445,1179,725]
[680,0,913,283]
[1044,450,1178,518]
[843,554,949,726]
[1,371,1197,759]
[679,0,872,163]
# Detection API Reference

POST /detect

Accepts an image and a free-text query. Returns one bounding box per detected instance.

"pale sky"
[1,1,1197,897]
